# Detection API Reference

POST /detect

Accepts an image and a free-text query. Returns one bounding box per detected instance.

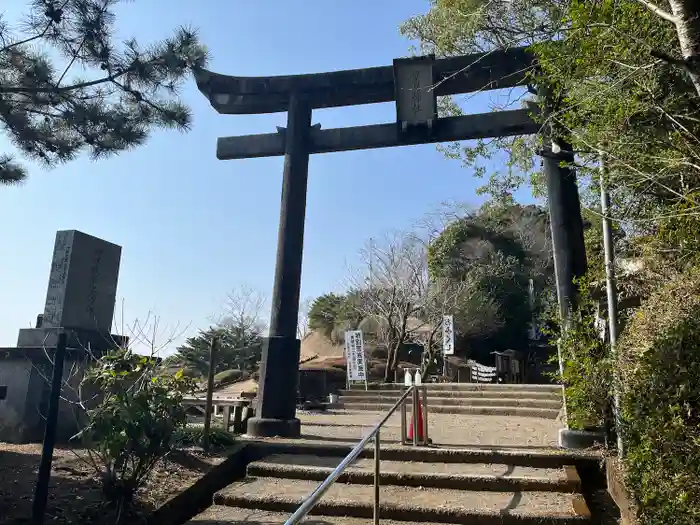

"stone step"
[347,383,562,393]
[213,476,590,525]
[189,507,585,525]
[336,402,561,419]
[246,453,580,492]
[187,508,467,525]
[248,440,601,469]
[337,395,562,409]
[339,389,562,400]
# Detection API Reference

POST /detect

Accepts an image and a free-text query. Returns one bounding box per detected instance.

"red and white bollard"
[401,369,429,446]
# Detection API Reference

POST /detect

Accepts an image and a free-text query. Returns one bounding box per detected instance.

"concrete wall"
[0,357,91,443]
[0,360,33,442]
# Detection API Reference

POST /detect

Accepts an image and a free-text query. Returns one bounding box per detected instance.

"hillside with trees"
[401,1,700,523]
[307,202,554,380]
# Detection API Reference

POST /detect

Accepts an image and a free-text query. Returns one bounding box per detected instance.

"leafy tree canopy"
[308,292,361,341]
[169,324,262,378]
[0,0,207,184]
[428,203,552,350]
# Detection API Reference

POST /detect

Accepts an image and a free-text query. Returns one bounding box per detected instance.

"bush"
[172,426,237,448]
[77,349,195,509]
[619,270,700,525]
[556,300,612,430]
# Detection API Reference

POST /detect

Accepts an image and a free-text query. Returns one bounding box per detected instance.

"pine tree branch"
[1,50,190,96]
[0,0,72,53]
[634,0,680,24]
[1,66,128,94]
[57,38,88,87]
[0,21,53,53]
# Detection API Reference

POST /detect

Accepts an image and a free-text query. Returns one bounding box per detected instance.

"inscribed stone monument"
[0,230,124,443]
[17,230,122,349]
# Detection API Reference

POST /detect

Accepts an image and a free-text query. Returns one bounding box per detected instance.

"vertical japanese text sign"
[442,315,455,356]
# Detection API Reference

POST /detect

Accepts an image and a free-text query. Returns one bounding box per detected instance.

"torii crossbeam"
[196,47,584,438]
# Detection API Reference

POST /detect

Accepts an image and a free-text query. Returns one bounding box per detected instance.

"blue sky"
[0,1,534,350]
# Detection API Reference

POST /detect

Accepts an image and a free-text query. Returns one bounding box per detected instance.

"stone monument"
[0,230,125,443]
[17,230,122,351]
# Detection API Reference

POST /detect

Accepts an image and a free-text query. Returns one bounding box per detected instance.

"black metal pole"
[247,93,312,438]
[32,331,67,525]
[202,336,219,451]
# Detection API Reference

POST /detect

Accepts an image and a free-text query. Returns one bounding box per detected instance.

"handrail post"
[412,386,419,446]
[374,430,380,525]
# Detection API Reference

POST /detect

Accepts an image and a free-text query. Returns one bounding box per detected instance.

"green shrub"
[77,349,195,509]
[172,426,237,448]
[619,269,700,525]
[555,300,612,430]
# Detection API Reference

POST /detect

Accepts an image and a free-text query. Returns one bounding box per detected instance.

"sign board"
[442,315,455,356]
[344,330,367,382]
[393,56,437,131]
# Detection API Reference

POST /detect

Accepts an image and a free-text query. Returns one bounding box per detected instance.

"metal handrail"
[283,385,419,525]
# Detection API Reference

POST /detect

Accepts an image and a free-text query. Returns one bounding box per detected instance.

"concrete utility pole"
[600,157,624,456]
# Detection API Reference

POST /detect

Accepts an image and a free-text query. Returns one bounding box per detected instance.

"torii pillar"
[249,94,312,437]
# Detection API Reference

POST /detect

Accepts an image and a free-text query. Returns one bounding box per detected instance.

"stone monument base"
[246,417,301,438]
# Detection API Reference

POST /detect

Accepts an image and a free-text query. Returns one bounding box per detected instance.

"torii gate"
[195,47,585,438]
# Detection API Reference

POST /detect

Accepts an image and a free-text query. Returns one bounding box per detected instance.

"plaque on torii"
[195,47,579,438]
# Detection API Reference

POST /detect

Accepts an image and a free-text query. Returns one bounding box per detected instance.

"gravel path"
[296,410,561,448]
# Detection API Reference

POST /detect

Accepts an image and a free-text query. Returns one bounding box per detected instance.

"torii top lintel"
[195,47,534,115]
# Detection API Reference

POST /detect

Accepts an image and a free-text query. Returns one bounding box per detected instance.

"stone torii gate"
[195,47,585,438]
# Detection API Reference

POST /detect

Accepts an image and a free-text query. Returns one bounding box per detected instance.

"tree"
[308,292,360,341]
[216,285,267,344]
[400,0,568,199]
[350,232,476,381]
[171,325,263,377]
[171,286,266,376]
[633,0,700,97]
[402,1,700,233]
[428,203,551,352]
[297,297,312,340]
[26,310,194,515]
[0,0,207,184]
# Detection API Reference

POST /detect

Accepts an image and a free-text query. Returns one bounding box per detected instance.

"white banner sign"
[442,315,455,356]
[345,330,367,381]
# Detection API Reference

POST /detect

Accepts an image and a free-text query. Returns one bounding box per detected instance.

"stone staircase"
[188,442,592,525]
[337,383,563,419]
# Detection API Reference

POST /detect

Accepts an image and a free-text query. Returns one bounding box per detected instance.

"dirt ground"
[0,443,226,525]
